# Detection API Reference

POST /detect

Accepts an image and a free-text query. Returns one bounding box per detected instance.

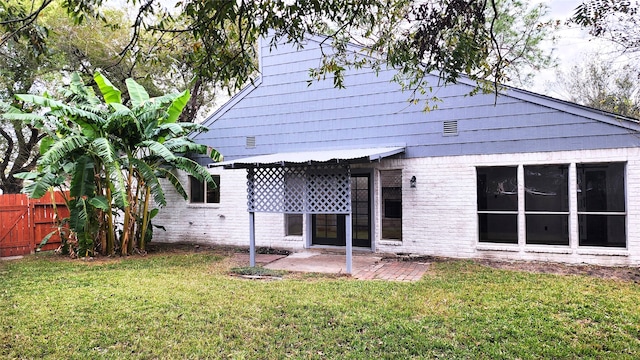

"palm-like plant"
[2,72,219,256]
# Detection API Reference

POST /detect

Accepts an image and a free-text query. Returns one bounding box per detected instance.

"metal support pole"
[345,213,352,274]
[249,212,256,267]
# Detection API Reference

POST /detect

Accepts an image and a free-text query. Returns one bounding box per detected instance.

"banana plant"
[2,71,219,256]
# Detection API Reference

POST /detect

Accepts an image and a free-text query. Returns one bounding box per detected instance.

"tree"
[573,0,640,54]
[42,4,216,114]
[485,0,556,87]
[551,55,640,119]
[0,0,53,194]
[3,0,555,102]
[2,0,556,194]
[2,72,220,256]
[0,2,219,193]
[570,1,640,119]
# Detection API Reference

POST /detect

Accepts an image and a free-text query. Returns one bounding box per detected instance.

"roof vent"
[246,136,256,148]
[443,120,458,136]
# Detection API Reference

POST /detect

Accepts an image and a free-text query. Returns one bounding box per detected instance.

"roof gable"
[197,33,640,161]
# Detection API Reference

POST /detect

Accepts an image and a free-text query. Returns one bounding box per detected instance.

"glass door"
[311,174,371,247]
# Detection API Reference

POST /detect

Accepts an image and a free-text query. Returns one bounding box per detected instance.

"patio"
[233,251,429,282]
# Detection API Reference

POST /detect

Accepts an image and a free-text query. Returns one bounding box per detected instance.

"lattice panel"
[247,165,351,214]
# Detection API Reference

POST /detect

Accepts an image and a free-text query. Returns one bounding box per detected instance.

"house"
[154,33,640,267]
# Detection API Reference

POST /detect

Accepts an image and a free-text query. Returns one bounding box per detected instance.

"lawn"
[1,251,639,359]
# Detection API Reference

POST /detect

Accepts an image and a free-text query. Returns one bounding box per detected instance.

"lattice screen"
[247,165,351,214]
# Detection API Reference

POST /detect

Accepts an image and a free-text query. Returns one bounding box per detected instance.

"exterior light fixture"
[410,176,417,188]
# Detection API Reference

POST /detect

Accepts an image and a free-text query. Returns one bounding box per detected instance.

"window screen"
[524,165,569,245]
[285,214,303,236]
[577,163,626,247]
[477,166,518,244]
[381,170,402,240]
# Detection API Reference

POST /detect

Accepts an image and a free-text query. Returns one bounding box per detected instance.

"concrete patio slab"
[259,251,430,281]
[232,251,429,281]
[233,253,287,266]
[264,253,383,274]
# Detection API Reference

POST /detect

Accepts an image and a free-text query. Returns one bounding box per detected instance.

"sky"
[531,0,613,96]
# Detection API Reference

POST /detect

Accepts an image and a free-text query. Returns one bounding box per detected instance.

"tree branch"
[147,26,196,33]
[489,0,502,103]
[0,126,14,183]
[118,0,156,57]
[12,122,32,171]
[0,0,52,25]
[0,0,53,48]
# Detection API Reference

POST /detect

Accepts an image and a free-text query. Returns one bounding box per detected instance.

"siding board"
[198,35,640,162]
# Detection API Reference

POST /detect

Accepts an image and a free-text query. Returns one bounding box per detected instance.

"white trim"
[569,163,579,251]
[577,212,627,216]
[476,244,519,252]
[478,211,518,214]
[524,246,572,254]
[379,240,403,246]
[187,204,221,209]
[576,248,629,256]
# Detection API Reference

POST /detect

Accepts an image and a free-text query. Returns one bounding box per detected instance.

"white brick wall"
[154,167,305,249]
[155,147,640,265]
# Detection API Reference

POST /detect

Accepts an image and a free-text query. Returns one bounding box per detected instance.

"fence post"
[29,195,35,254]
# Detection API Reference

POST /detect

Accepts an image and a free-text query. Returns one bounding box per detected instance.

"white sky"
[531,0,614,96]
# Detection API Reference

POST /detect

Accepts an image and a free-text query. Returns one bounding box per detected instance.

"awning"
[210,146,405,169]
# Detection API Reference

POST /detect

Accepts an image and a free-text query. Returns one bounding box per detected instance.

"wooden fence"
[0,192,69,257]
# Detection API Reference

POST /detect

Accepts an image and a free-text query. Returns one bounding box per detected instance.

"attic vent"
[443,120,458,136]
[246,136,256,149]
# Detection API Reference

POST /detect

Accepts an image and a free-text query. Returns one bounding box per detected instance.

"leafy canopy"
[2,0,556,101]
[2,71,220,256]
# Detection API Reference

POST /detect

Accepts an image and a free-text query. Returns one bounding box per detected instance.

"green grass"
[1,253,639,359]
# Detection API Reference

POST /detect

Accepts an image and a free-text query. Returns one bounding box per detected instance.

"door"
[311,174,371,248]
[0,194,31,257]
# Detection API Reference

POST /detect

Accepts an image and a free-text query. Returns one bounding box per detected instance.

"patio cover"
[209,146,405,274]
[210,146,406,169]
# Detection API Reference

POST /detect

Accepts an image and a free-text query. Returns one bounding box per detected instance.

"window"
[524,165,569,245]
[477,162,626,248]
[190,175,220,204]
[577,163,626,247]
[477,167,518,244]
[285,214,303,236]
[381,170,402,240]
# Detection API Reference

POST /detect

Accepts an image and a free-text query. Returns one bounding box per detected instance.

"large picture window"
[477,162,626,248]
[190,175,220,204]
[577,163,626,247]
[381,170,402,240]
[477,167,518,244]
[524,165,569,245]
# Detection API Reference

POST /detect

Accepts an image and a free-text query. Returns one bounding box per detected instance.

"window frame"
[476,162,627,249]
[523,164,570,246]
[284,213,303,236]
[380,169,403,241]
[189,175,220,204]
[476,166,519,244]
[576,162,627,248]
